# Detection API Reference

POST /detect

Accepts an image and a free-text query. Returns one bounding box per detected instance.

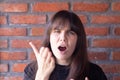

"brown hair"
[42,10,89,80]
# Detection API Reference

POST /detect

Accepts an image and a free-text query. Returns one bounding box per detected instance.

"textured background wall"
[0,0,120,80]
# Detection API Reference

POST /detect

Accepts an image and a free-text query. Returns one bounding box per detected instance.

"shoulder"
[24,61,37,80]
[24,61,37,72]
[89,62,102,71]
[88,62,107,80]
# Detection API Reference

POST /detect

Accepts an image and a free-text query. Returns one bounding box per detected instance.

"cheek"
[50,34,56,41]
[69,36,77,44]
[69,36,77,50]
[50,34,58,46]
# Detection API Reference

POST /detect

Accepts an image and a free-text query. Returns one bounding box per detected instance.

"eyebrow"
[52,25,62,30]
[52,23,71,31]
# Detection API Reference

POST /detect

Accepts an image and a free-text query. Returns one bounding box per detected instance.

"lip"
[57,44,67,53]
[58,44,67,48]
[58,46,66,51]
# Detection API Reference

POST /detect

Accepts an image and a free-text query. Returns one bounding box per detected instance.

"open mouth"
[58,46,66,51]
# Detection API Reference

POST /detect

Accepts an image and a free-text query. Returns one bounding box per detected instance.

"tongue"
[59,47,66,51]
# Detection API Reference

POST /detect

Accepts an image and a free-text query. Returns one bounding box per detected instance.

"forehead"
[51,18,71,30]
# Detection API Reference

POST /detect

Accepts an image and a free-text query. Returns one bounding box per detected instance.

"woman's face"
[50,24,78,65]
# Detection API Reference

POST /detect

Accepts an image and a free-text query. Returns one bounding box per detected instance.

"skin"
[29,25,89,80]
[29,42,55,80]
[50,26,77,65]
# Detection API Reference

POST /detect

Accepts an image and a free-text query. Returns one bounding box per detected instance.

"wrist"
[35,77,48,80]
[35,69,49,80]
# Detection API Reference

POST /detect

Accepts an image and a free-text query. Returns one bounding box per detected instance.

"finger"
[41,48,49,59]
[50,57,55,66]
[46,52,52,63]
[70,79,74,80]
[85,77,89,80]
[39,47,44,56]
[29,42,39,56]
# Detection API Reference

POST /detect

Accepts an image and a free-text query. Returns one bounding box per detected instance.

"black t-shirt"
[24,61,107,80]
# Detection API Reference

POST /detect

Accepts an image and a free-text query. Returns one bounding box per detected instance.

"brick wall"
[0,0,120,80]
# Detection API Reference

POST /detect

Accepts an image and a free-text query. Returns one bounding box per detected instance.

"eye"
[68,30,76,35]
[54,29,61,33]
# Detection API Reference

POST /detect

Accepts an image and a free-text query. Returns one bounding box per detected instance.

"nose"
[60,32,67,42]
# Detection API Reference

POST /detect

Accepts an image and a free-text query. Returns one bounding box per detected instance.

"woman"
[24,10,107,80]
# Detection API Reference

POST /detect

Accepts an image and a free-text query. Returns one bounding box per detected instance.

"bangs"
[51,18,70,30]
[51,17,80,35]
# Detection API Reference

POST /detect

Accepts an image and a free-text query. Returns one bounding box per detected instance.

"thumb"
[70,79,74,80]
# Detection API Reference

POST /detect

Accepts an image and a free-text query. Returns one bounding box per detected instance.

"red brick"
[11,39,41,48]
[0,28,26,36]
[112,2,120,11]
[79,15,87,23]
[0,40,7,48]
[92,15,120,24]
[29,52,36,60]
[0,64,8,72]
[33,2,69,12]
[0,52,8,60]
[113,76,120,80]
[0,52,26,60]
[73,2,109,12]
[93,39,120,48]
[0,76,23,80]
[0,76,4,80]
[10,15,46,24]
[12,63,27,72]
[88,52,108,60]
[112,52,120,60]
[31,27,45,36]
[100,64,120,73]
[0,3,28,12]
[0,16,7,24]
[114,27,120,35]
[85,27,109,36]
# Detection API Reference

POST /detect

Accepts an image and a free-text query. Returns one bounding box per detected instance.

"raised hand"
[29,42,55,80]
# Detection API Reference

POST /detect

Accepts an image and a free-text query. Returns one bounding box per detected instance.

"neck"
[56,59,71,66]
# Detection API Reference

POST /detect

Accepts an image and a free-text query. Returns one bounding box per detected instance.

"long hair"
[42,10,89,80]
